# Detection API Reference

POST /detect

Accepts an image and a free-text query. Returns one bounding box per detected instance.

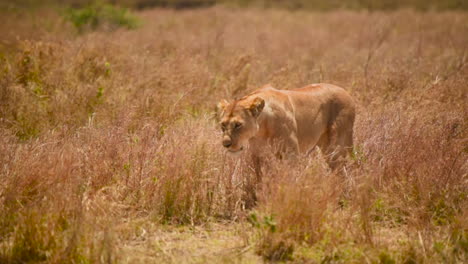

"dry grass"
[0,5,467,263]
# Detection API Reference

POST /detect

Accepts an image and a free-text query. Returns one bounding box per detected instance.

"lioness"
[217,83,355,170]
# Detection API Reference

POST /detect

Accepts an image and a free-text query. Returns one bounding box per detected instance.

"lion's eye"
[234,122,243,129]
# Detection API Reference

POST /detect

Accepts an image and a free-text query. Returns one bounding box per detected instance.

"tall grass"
[0,6,466,263]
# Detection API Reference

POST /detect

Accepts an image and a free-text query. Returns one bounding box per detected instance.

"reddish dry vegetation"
[0,6,467,263]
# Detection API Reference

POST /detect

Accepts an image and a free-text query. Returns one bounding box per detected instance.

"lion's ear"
[249,97,265,117]
[217,99,229,112]
[215,99,229,120]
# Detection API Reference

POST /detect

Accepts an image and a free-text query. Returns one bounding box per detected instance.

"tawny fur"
[217,83,356,170]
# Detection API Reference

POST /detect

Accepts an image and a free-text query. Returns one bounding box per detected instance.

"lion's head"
[216,97,265,153]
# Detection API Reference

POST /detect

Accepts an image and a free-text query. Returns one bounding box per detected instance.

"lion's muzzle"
[222,137,232,148]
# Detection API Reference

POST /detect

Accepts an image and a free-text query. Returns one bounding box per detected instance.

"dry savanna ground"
[0,4,467,264]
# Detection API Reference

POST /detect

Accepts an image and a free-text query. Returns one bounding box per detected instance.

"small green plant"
[429,197,457,226]
[371,197,407,225]
[64,1,140,32]
[248,212,295,261]
[248,212,277,233]
[379,251,397,264]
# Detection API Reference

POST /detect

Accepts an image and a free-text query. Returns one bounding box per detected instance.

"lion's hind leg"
[317,124,341,171]
[318,121,354,171]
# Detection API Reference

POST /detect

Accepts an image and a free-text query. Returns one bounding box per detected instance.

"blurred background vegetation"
[2,0,468,11]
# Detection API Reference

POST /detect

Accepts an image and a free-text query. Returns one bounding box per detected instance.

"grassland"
[0,4,467,263]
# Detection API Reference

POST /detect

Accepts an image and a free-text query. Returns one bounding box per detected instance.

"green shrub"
[248,212,295,261]
[64,1,140,32]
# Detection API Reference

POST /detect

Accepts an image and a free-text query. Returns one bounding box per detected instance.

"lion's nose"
[222,139,232,148]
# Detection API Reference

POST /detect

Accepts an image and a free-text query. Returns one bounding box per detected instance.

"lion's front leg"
[240,152,263,209]
[274,132,300,160]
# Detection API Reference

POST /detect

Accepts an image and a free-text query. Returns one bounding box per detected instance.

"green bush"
[64,1,140,32]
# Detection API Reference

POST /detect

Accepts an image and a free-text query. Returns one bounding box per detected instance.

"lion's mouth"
[228,146,244,153]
